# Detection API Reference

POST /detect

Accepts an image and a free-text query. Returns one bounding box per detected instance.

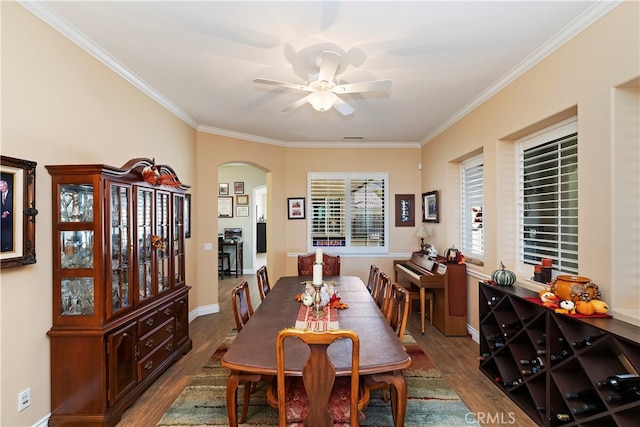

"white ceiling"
[21,1,618,147]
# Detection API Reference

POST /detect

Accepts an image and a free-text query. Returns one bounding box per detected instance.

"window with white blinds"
[518,118,578,276]
[308,173,388,253]
[461,155,484,258]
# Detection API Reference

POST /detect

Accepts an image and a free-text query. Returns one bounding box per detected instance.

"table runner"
[294,303,340,331]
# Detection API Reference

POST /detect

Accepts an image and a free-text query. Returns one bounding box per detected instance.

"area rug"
[157,332,477,426]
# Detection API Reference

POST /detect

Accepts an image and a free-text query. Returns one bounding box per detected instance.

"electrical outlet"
[18,388,30,412]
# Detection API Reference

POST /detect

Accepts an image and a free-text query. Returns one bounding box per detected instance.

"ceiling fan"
[253,51,392,115]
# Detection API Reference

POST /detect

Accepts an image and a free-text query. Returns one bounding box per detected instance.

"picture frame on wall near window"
[395,194,415,227]
[236,206,249,217]
[219,182,229,195]
[287,197,305,220]
[422,190,439,223]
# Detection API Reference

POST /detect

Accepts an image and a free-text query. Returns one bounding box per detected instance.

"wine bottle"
[536,405,547,412]
[501,320,522,330]
[522,367,542,375]
[537,332,547,346]
[536,349,547,356]
[606,388,640,403]
[571,403,601,415]
[503,332,516,338]
[549,413,571,426]
[571,335,602,348]
[564,389,600,402]
[596,373,640,391]
[550,350,570,362]
[520,356,545,366]
[486,333,504,342]
[487,295,502,306]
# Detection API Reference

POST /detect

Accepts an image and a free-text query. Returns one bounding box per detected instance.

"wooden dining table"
[221,275,412,426]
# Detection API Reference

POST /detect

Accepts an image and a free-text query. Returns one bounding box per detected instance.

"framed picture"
[219,182,229,195]
[1,155,38,269]
[422,190,439,223]
[234,181,244,194]
[394,194,415,227]
[218,196,233,218]
[236,206,249,217]
[287,197,305,220]
[184,193,191,239]
[236,194,249,205]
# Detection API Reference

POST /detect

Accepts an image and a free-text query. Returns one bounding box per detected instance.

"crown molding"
[420,0,622,146]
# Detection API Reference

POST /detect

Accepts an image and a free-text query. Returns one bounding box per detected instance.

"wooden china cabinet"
[46,158,192,427]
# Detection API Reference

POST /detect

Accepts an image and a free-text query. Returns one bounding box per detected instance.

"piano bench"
[405,288,434,325]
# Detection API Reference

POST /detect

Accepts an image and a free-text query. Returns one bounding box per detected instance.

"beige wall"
[2,0,638,426]
[1,3,197,426]
[419,1,639,330]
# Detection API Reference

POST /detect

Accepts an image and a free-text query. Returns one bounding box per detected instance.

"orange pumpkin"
[575,301,595,316]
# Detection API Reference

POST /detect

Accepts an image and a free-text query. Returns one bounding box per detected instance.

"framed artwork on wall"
[394,194,415,227]
[219,182,229,195]
[236,194,249,205]
[422,190,439,223]
[234,182,244,194]
[218,196,233,218]
[287,197,305,220]
[1,155,38,269]
[236,206,249,217]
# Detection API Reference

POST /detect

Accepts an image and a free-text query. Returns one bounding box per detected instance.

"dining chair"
[297,252,341,276]
[256,265,270,301]
[230,281,256,423]
[272,328,364,427]
[373,271,392,315]
[366,264,379,294]
[361,283,410,421]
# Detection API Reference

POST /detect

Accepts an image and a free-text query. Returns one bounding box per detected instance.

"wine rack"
[479,281,640,427]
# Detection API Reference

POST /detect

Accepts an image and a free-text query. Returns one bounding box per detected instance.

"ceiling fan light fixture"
[308,91,337,112]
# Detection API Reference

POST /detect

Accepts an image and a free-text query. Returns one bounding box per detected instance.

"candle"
[315,248,323,264]
[313,263,323,285]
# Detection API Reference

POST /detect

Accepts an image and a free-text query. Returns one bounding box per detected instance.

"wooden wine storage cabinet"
[46,159,192,427]
[479,281,640,427]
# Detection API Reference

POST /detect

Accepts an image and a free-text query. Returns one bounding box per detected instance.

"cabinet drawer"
[137,336,174,382]
[137,318,174,359]
[137,302,174,336]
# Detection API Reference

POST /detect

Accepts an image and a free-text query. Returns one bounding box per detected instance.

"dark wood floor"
[116,272,536,427]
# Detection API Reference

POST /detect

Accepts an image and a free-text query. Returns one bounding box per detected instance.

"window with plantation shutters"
[308,173,388,253]
[461,155,484,258]
[518,118,578,276]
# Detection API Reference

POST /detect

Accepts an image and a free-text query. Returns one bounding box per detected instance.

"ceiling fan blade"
[281,96,310,112]
[253,78,312,92]
[333,79,392,94]
[332,96,355,116]
[317,51,341,83]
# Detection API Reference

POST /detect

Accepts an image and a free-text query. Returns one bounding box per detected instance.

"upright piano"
[394,251,468,336]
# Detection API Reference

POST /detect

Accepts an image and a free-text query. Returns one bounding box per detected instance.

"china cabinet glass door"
[136,188,153,302]
[156,191,170,293]
[108,182,132,317]
[173,194,185,286]
[59,183,95,317]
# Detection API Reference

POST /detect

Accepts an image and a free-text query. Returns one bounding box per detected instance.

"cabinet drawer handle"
[165,343,173,352]
[146,318,154,327]
[164,308,171,316]
[166,325,173,333]
[145,338,154,348]
[144,360,153,370]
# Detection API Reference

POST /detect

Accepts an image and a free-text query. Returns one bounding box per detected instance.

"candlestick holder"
[311,282,326,318]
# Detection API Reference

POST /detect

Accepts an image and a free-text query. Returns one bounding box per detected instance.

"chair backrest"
[257,265,270,301]
[374,272,392,314]
[385,282,411,339]
[231,281,254,332]
[276,328,360,427]
[297,253,341,276]
[366,264,379,294]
